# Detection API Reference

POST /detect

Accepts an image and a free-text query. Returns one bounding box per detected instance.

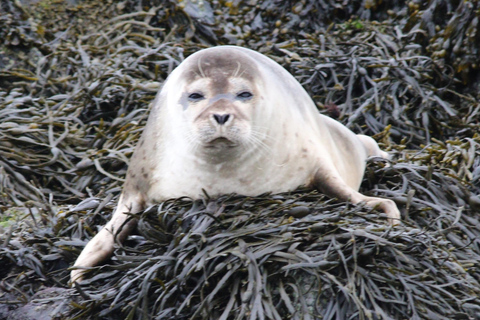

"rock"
[7,287,71,320]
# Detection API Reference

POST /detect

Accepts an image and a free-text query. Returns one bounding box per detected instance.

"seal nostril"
[213,114,230,125]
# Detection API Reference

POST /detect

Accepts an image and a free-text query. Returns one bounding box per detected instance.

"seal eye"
[188,93,205,101]
[237,91,253,100]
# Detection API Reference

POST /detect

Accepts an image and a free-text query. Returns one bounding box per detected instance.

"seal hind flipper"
[311,165,400,224]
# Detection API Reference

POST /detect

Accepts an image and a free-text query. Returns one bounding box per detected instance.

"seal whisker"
[250,127,273,144]
[233,61,242,78]
[198,57,206,78]
[185,131,201,153]
[237,68,247,78]
[246,130,272,156]
[179,122,201,152]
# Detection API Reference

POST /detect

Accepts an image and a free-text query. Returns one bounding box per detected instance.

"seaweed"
[1,0,479,319]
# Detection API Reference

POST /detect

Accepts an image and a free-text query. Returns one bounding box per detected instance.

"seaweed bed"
[1,0,480,319]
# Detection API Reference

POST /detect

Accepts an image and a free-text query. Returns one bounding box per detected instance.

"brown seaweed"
[1,0,479,319]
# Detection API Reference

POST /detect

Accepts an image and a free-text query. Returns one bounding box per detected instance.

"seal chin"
[200,136,242,164]
[204,137,238,149]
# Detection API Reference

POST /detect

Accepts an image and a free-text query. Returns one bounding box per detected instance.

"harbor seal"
[71,46,400,283]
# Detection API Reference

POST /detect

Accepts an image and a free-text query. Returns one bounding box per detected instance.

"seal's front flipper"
[70,194,141,285]
[70,226,116,285]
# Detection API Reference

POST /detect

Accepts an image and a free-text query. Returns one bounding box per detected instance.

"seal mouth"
[205,137,237,148]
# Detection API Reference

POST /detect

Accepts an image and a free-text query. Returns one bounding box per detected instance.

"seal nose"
[213,114,230,125]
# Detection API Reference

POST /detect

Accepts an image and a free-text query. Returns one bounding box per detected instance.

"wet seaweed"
[1,0,480,319]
